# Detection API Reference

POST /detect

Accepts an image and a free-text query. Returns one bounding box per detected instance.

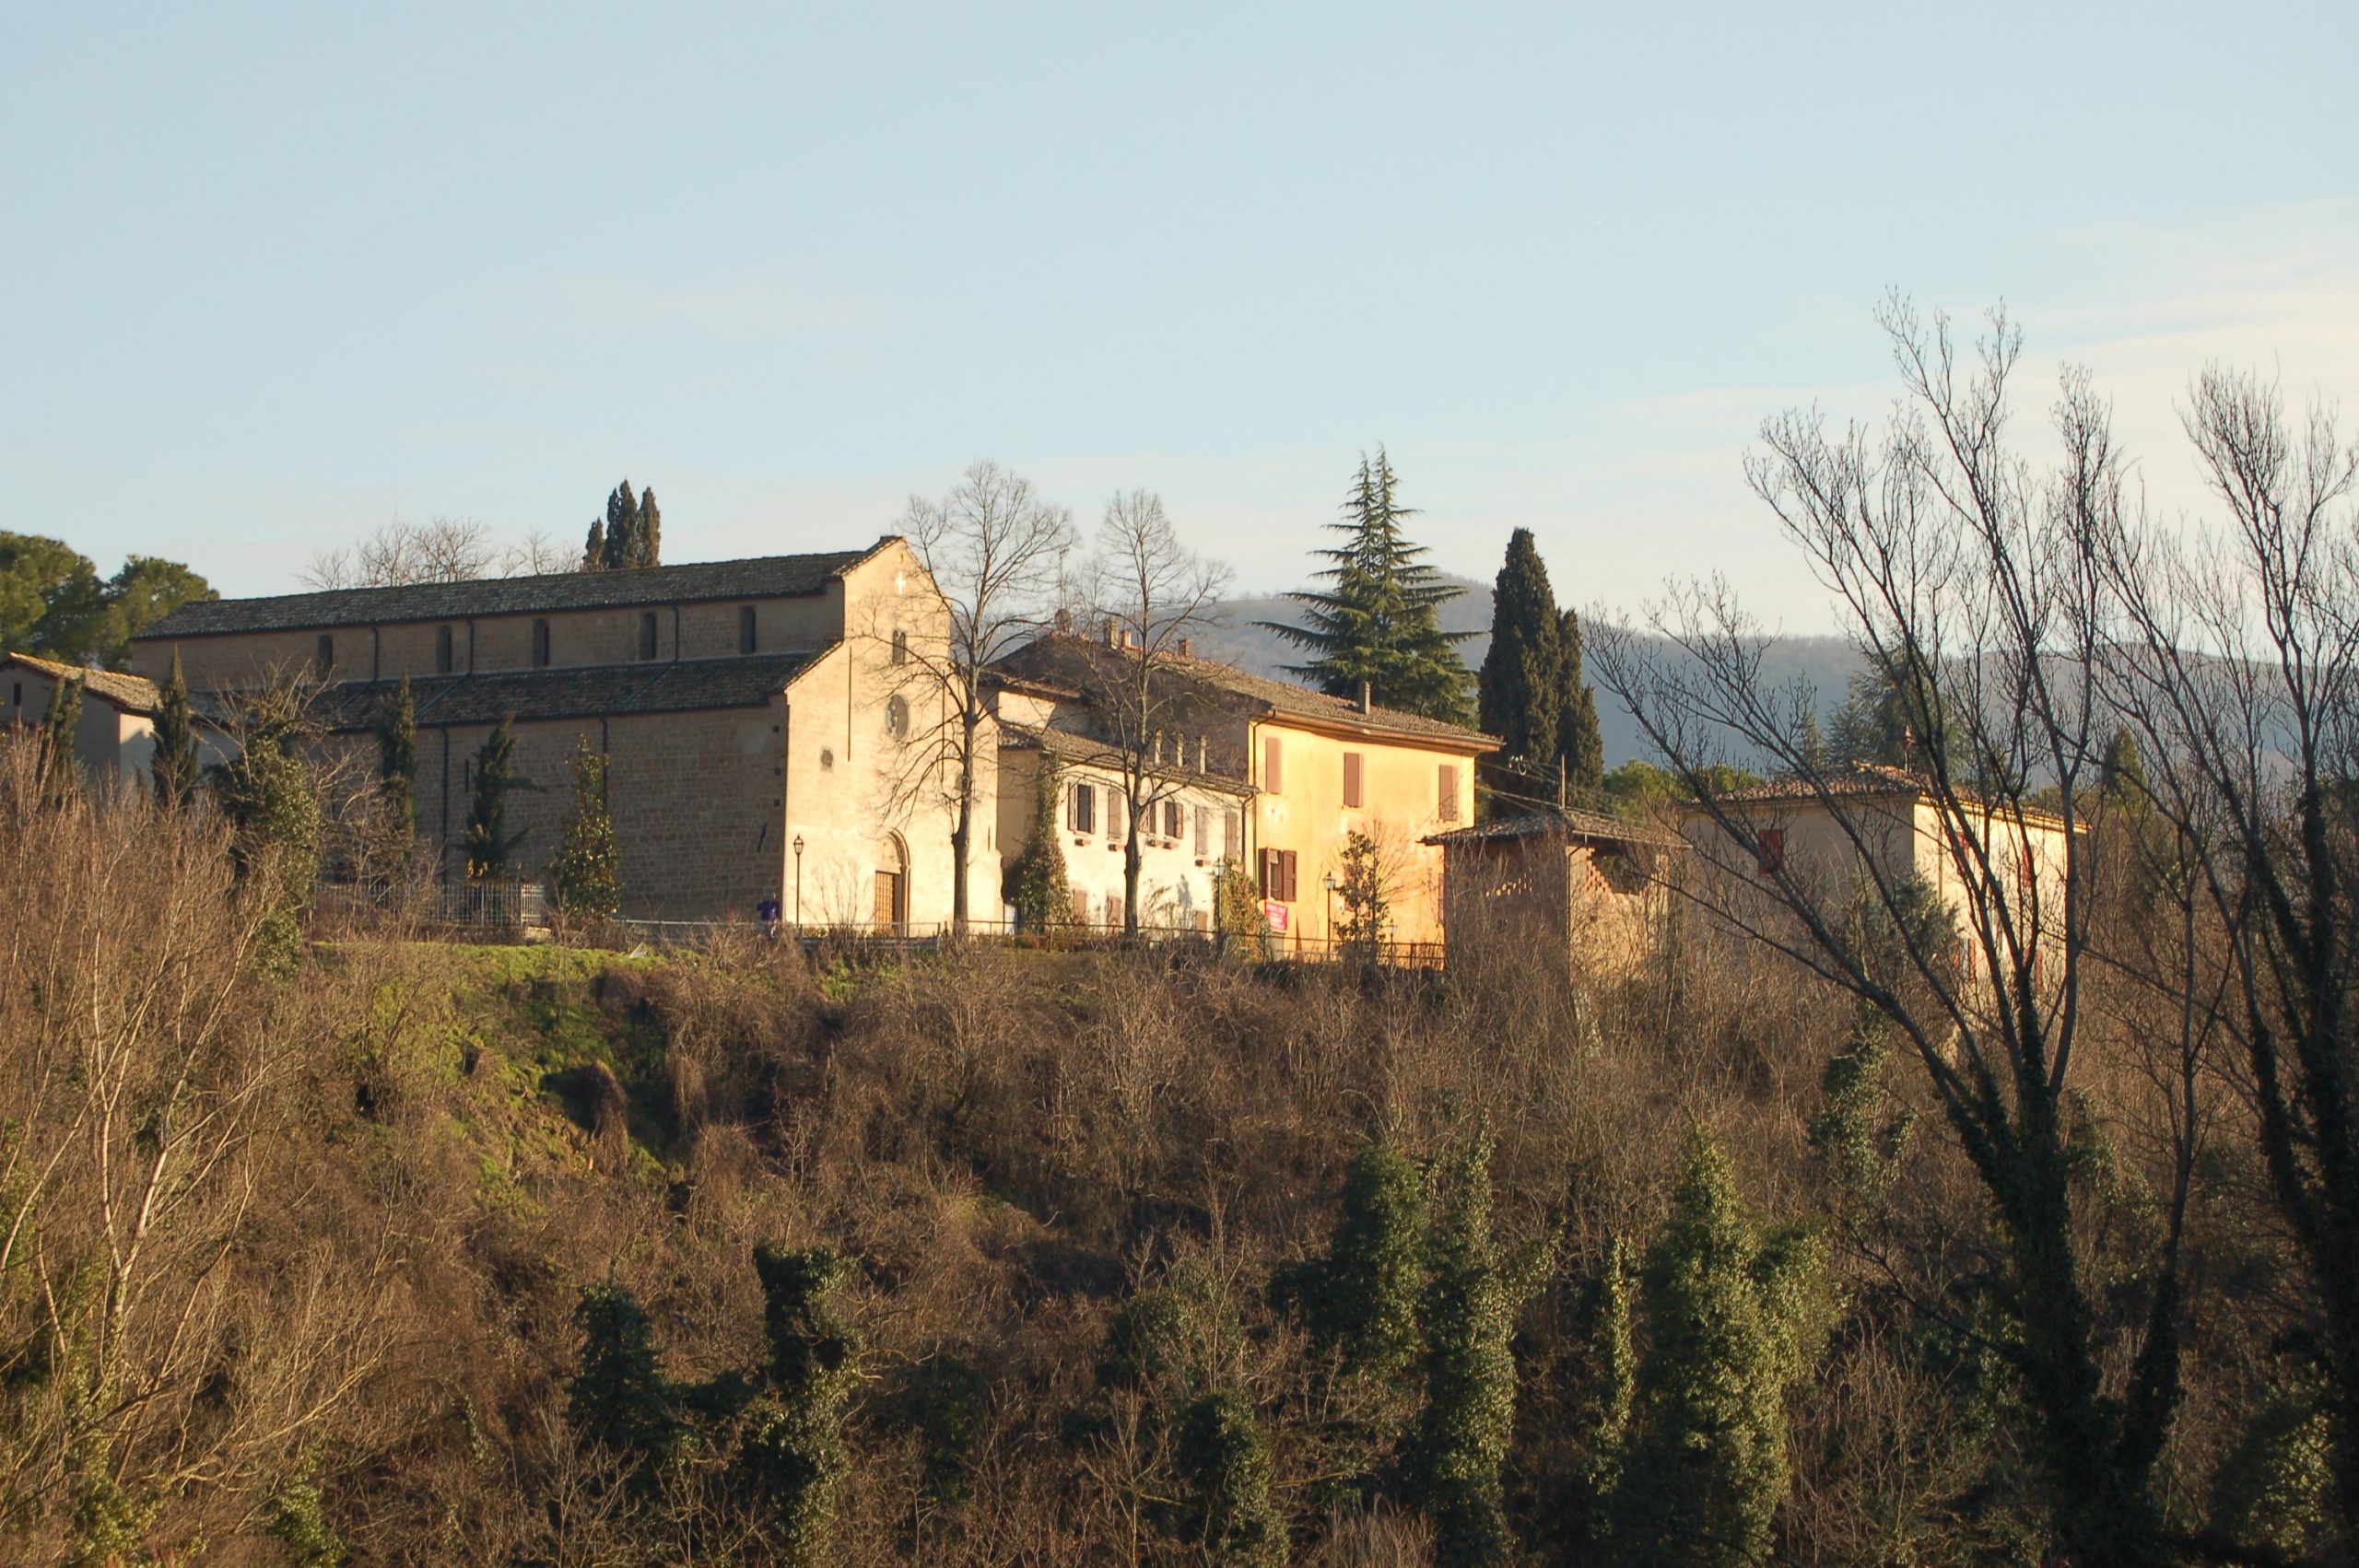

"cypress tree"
[373,675,417,843]
[548,735,624,921]
[1557,607,1605,794]
[741,1245,862,1567]
[1405,1130,1520,1565]
[1175,1391,1288,1566]
[1001,756,1070,934]
[1614,1131,1832,1568]
[1476,529,1563,784]
[567,1282,681,1473]
[1262,450,1475,724]
[582,516,606,571]
[38,673,83,794]
[602,481,640,570]
[462,717,529,881]
[636,486,662,568]
[149,649,198,809]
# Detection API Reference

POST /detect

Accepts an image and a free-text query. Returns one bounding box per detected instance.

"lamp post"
[792,835,805,934]
[1322,870,1339,959]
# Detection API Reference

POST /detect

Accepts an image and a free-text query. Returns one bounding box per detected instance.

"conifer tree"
[38,673,83,794]
[568,1282,681,1473]
[1614,1131,1832,1568]
[373,675,417,843]
[1175,1391,1288,1566]
[635,486,662,568]
[149,649,198,809]
[209,682,323,977]
[582,516,606,571]
[1569,1236,1636,1546]
[1334,830,1391,965]
[1477,529,1563,781]
[742,1245,861,1567]
[548,735,624,921]
[601,481,640,570]
[1405,1130,1520,1564]
[1556,607,1605,793]
[1001,757,1070,934]
[2099,723,2147,806]
[463,717,529,881]
[1830,649,1959,772]
[1262,451,1474,724]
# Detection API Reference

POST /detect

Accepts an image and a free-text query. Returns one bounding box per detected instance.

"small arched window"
[532,619,551,668]
[739,606,758,655]
[315,634,334,673]
[640,612,659,661]
[435,626,454,674]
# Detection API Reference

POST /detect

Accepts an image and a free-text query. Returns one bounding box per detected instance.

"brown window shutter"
[1264,735,1283,795]
[1110,787,1128,842]
[1257,848,1273,898]
[1281,850,1298,903]
[1438,765,1461,823]
[1343,751,1363,808]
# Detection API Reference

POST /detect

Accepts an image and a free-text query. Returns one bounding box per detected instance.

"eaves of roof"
[2,652,163,715]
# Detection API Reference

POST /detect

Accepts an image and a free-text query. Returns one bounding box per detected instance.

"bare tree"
[1078,490,1232,935]
[1590,300,2194,1566]
[890,462,1074,932]
[2090,365,2359,1549]
[499,528,572,579]
[299,518,504,590]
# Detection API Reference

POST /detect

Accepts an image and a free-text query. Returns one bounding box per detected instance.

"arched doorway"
[874,834,909,935]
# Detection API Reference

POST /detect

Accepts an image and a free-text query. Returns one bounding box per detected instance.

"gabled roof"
[1698,760,2071,831]
[2,652,163,715]
[137,540,900,639]
[307,650,827,732]
[1424,805,1681,850]
[993,634,1496,753]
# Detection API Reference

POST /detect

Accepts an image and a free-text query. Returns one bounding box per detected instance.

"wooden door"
[874,870,903,933]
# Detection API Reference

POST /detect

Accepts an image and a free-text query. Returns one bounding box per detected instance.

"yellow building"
[2,653,171,790]
[991,633,1493,948]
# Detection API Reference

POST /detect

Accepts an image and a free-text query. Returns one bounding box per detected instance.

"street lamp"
[1322,871,1339,955]
[792,835,805,934]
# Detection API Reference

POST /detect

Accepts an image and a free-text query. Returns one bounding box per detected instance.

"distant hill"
[1193,576,1864,766]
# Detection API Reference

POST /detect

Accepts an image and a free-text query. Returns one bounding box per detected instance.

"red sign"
[1262,899,1289,932]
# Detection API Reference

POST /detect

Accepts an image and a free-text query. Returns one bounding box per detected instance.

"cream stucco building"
[2,653,168,790]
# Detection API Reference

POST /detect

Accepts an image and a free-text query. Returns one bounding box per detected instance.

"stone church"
[131,539,992,925]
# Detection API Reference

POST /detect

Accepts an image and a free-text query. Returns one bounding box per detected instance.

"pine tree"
[1334,830,1391,966]
[741,1245,862,1567]
[1175,1391,1288,1566]
[1614,1131,1832,1568]
[1405,1130,1520,1565]
[149,649,198,809]
[374,675,417,843]
[1557,607,1605,793]
[463,717,530,881]
[1001,757,1070,934]
[568,1282,681,1473]
[602,481,640,570]
[1476,529,1563,781]
[2099,723,2147,806]
[1830,649,1958,772]
[636,486,662,568]
[548,736,624,921]
[582,516,606,571]
[38,673,83,794]
[1262,451,1474,724]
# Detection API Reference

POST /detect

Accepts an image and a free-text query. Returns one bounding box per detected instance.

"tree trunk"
[949,710,978,934]
[1123,801,1143,936]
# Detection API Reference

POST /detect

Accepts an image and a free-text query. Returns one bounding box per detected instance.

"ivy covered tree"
[1262,450,1474,724]
[547,736,624,921]
[149,649,198,810]
[1807,1005,1915,1208]
[1001,756,1070,935]
[462,717,529,881]
[373,675,417,843]
[741,1245,861,1566]
[567,1282,681,1477]
[1273,1143,1428,1384]
[1613,1131,1832,1567]
[38,673,83,795]
[1174,1391,1288,1566]
[208,681,323,977]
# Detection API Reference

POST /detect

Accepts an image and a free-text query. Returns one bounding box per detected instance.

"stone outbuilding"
[1424,805,1678,977]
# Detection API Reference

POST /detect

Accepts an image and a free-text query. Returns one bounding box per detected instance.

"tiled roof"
[137,541,897,638]
[1711,760,1931,803]
[308,651,826,731]
[1000,721,1257,798]
[993,634,1496,752]
[2,652,163,715]
[1423,805,1681,849]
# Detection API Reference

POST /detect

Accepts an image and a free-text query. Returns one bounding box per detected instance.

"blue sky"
[6,3,2353,627]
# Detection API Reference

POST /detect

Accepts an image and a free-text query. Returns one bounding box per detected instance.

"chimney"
[1125,630,1140,650]
[1178,637,1192,658]
[1358,679,1372,714]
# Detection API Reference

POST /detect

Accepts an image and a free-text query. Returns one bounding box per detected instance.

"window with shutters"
[1194,804,1210,856]
[1259,848,1298,902]
[739,606,758,654]
[1163,800,1181,839]
[436,626,454,673]
[1263,735,1284,794]
[532,619,551,669]
[640,612,658,661]
[1343,751,1364,808]
[1109,787,1129,843]
[1068,781,1096,835]
[1224,810,1241,861]
[1072,888,1091,923]
[1437,764,1460,822]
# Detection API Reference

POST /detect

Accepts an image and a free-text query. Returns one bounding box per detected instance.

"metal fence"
[312,880,549,938]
